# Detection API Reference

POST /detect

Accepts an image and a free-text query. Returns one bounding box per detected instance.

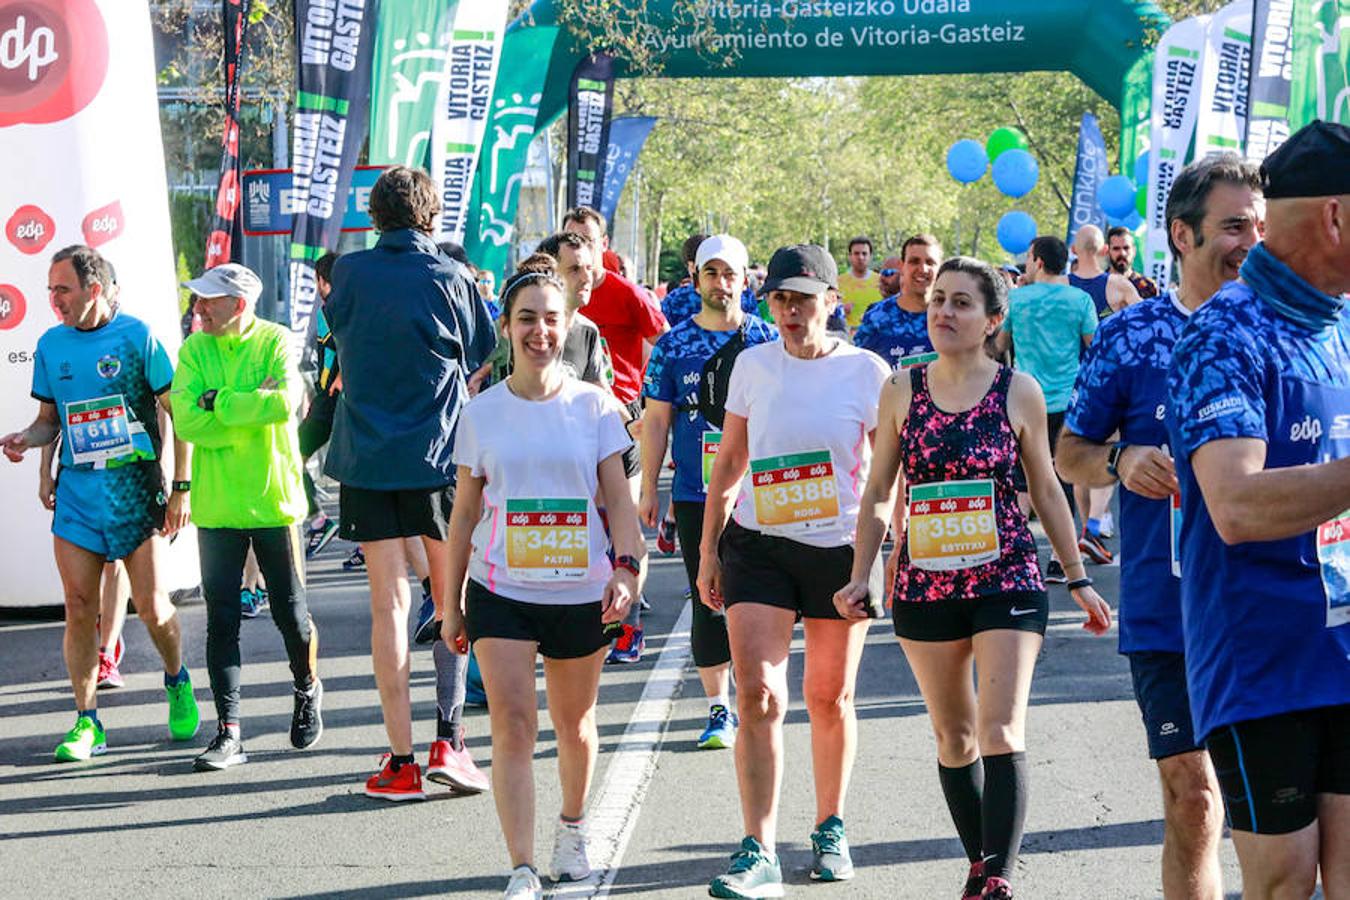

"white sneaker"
[548,818,592,882]
[503,865,542,899]
[1098,511,1115,538]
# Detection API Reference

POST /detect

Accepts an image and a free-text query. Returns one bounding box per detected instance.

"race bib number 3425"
[505,499,589,582]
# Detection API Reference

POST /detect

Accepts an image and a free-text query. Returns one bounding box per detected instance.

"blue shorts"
[1128,650,1202,760]
[52,463,166,561]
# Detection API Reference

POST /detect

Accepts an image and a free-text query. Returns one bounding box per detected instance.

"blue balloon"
[996,210,1037,255]
[1123,210,1144,231]
[1098,174,1138,219]
[1133,150,1150,185]
[991,149,1039,198]
[946,140,988,184]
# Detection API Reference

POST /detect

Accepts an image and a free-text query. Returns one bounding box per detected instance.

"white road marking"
[547,600,693,899]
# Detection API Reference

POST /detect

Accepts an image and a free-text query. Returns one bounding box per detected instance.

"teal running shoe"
[809,815,854,882]
[709,836,783,899]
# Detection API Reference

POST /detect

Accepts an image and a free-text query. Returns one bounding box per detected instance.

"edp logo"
[0,14,56,82]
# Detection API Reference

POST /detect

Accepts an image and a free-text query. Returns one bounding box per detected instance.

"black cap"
[1260,120,1350,199]
[759,244,838,296]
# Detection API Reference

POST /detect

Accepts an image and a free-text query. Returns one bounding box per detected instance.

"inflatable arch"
[465,0,1168,271]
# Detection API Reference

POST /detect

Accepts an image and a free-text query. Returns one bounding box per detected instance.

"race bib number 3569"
[505,499,589,582]
[750,450,839,535]
[908,480,1000,571]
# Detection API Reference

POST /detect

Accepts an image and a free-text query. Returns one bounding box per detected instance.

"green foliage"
[168,190,212,311]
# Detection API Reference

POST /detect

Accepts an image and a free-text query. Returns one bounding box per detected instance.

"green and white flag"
[369,1,457,169]
[1145,15,1210,290]
[1195,2,1252,157]
[1289,0,1350,129]
[430,0,511,244]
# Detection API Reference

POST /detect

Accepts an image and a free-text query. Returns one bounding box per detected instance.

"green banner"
[1119,49,1153,175]
[464,24,560,277]
[369,1,457,168]
[1289,0,1350,129]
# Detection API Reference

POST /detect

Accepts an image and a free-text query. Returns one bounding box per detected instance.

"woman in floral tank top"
[835,257,1111,900]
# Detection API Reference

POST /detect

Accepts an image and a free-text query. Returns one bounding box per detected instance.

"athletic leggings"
[199,526,315,724]
[673,501,731,669]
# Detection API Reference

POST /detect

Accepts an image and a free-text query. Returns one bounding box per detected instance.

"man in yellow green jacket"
[172,263,321,772]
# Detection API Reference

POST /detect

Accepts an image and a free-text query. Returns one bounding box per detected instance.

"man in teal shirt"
[995,235,1098,581]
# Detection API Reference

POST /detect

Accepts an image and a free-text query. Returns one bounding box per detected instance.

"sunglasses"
[879,268,899,277]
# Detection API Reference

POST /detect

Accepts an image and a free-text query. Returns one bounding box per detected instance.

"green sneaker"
[709,836,783,899]
[54,716,107,762]
[166,675,201,741]
[810,815,854,881]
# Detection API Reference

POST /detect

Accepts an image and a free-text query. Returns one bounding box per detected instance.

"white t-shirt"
[453,378,632,605]
[725,340,889,548]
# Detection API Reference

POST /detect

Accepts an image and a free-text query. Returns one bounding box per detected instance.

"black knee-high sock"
[980,752,1027,881]
[938,759,985,863]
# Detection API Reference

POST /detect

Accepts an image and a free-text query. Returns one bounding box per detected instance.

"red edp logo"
[81,199,123,248]
[0,0,108,127]
[5,203,54,254]
[0,283,27,330]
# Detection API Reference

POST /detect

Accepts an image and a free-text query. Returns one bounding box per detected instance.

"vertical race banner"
[0,0,192,605]
[1145,15,1210,290]
[1246,0,1296,159]
[1119,50,1153,176]
[204,0,250,269]
[287,0,379,354]
[598,115,657,228]
[368,0,456,170]
[430,0,510,244]
[1289,0,1350,129]
[464,24,559,277]
[1194,2,1252,157]
[1065,113,1110,244]
[566,52,615,211]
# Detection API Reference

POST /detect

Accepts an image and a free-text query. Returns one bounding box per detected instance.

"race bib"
[1169,492,1182,578]
[65,395,134,466]
[750,450,839,535]
[505,499,589,582]
[898,351,938,370]
[1316,510,1350,628]
[701,430,722,489]
[907,479,1000,571]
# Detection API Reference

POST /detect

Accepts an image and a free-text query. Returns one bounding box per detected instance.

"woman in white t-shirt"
[444,269,645,900]
[697,244,890,898]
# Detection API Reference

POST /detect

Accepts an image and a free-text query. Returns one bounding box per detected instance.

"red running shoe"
[364,755,426,801]
[426,738,490,794]
[961,861,986,900]
[981,876,1014,899]
[96,651,124,689]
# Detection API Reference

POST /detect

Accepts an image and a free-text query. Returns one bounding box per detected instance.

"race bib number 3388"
[505,499,589,581]
[750,450,839,534]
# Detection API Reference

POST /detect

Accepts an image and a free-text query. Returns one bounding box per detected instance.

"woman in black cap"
[697,244,890,898]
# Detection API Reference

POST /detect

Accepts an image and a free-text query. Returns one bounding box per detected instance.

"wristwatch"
[614,554,641,577]
[172,480,191,493]
[1106,441,1129,479]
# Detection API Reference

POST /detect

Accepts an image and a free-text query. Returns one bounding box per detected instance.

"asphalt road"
[0,497,1250,899]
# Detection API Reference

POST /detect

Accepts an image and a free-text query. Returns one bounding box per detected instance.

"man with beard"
[1106,226,1159,300]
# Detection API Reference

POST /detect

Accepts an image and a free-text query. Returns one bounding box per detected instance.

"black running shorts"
[892,590,1049,642]
[339,483,454,543]
[718,519,881,620]
[465,579,609,660]
[1205,704,1350,835]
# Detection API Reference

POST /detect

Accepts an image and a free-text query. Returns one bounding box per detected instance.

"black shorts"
[892,590,1049,641]
[339,483,454,543]
[464,579,609,660]
[718,519,880,620]
[1205,704,1350,835]
[621,399,642,478]
[1128,650,1202,760]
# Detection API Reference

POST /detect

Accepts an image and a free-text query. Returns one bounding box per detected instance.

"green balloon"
[986,127,1028,161]
[1135,182,1148,218]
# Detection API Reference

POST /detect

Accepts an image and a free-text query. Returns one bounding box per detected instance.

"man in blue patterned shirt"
[1165,122,1350,898]
[640,234,777,750]
[1058,153,1263,899]
[852,234,942,369]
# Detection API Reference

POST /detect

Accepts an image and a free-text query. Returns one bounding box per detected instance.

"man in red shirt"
[561,207,669,409]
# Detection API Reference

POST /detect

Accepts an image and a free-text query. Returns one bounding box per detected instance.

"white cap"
[182,263,263,304]
[695,234,749,273]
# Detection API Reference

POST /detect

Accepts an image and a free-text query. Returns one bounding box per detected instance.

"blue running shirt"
[1167,282,1350,740]
[852,298,933,369]
[32,311,173,470]
[643,315,777,503]
[1066,293,1191,654]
